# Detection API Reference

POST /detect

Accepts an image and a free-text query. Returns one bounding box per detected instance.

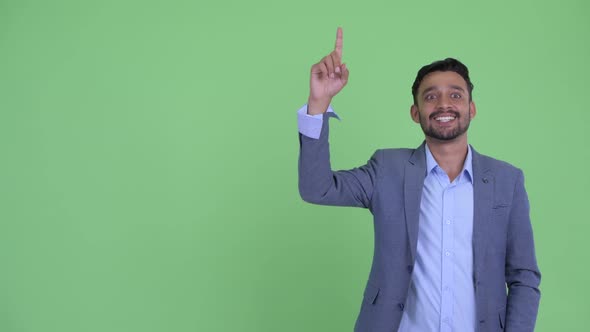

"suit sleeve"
[298,111,380,209]
[504,170,541,331]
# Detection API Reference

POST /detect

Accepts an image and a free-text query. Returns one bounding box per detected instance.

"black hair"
[411,58,474,104]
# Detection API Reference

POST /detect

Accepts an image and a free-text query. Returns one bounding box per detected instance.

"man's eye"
[425,95,436,100]
[451,93,462,99]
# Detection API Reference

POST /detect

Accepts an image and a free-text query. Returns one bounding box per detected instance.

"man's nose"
[436,95,453,110]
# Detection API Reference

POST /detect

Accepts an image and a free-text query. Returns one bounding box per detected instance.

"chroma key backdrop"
[1,0,588,331]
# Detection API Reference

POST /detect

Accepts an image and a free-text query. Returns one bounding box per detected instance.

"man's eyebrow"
[449,85,466,92]
[421,86,437,95]
[421,85,466,95]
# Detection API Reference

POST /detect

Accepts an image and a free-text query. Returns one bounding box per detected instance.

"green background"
[1,0,588,331]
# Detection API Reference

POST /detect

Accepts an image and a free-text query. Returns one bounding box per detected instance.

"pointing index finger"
[334,27,343,57]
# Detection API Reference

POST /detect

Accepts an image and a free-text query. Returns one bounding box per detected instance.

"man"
[297,27,541,332]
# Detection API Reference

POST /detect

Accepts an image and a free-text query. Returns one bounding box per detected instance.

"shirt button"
[446,220,451,225]
[445,251,451,256]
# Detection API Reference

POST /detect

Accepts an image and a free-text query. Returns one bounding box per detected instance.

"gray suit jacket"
[298,113,541,332]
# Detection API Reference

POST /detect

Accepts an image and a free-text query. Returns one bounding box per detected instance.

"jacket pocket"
[363,283,380,305]
[492,202,510,209]
[498,306,506,329]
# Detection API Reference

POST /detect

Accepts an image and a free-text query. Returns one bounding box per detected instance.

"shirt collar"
[424,143,473,184]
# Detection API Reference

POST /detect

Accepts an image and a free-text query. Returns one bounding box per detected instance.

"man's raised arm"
[298,28,379,209]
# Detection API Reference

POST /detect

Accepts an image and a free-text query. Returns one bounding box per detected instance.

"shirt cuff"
[297,104,340,139]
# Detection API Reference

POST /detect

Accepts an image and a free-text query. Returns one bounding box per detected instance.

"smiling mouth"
[435,116,456,122]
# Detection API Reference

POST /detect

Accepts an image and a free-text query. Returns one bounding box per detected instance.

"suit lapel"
[471,146,494,280]
[404,143,426,261]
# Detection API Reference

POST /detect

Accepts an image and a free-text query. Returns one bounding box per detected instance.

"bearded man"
[297,27,541,332]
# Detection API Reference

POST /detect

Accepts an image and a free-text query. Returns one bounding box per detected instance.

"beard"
[419,108,471,141]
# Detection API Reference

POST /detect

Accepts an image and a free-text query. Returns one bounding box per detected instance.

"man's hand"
[307,27,349,115]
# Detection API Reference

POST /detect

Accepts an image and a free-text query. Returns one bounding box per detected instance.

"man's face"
[410,71,476,141]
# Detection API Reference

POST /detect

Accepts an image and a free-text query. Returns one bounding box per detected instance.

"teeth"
[435,116,455,122]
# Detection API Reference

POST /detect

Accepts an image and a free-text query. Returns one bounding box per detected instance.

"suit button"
[479,319,485,324]
[398,303,404,311]
[407,265,413,273]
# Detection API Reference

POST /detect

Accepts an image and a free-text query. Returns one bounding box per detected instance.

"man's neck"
[425,135,469,182]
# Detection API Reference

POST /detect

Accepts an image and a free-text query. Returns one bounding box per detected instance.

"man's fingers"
[311,61,329,78]
[323,55,335,78]
[319,62,329,78]
[334,27,343,57]
[340,63,349,83]
[330,51,341,69]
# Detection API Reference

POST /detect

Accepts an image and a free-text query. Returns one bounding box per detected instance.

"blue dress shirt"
[397,143,475,332]
[297,104,476,332]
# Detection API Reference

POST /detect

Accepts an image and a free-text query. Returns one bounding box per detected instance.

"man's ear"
[469,101,477,119]
[410,104,420,124]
